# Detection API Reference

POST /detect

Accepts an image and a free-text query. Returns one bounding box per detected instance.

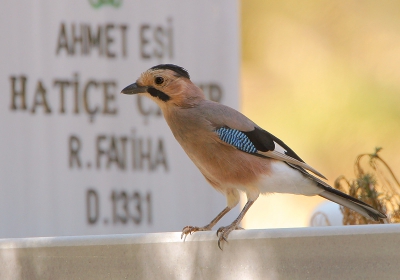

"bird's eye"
[155,76,164,85]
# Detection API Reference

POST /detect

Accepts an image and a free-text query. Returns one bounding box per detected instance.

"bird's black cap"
[150,64,190,80]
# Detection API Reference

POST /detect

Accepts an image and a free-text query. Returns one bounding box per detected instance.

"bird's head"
[121,64,204,108]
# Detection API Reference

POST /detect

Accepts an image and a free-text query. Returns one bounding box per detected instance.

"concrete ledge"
[1,224,399,279]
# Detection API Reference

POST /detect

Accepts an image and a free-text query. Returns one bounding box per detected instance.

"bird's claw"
[217,235,228,250]
[181,224,241,249]
[181,225,210,241]
[181,226,196,240]
[216,225,238,250]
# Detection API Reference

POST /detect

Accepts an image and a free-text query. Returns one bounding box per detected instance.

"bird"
[121,64,386,249]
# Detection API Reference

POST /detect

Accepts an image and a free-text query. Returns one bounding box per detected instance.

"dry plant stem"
[356,150,400,188]
[376,156,400,187]
[338,148,400,225]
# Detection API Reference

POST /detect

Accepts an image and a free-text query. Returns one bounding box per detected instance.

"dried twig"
[335,147,400,225]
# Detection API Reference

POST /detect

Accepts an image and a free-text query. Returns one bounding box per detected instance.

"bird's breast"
[163,106,271,190]
[181,135,272,189]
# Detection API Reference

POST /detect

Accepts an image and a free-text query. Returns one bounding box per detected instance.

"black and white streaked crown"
[151,64,190,79]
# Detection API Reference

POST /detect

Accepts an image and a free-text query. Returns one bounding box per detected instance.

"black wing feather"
[243,127,305,163]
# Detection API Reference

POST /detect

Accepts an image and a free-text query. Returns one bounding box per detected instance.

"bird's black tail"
[285,161,386,221]
[318,183,386,221]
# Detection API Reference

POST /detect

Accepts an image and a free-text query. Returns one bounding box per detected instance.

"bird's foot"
[181,225,211,241]
[216,224,242,250]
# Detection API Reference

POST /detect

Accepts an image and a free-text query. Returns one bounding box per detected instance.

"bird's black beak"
[121,83,148,95]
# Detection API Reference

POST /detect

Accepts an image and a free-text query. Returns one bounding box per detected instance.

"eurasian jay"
[121,64,386,249]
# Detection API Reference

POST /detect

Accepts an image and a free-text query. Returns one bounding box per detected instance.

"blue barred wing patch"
[216,127,257,154]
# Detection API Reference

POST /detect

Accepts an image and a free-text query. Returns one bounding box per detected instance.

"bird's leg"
[216,200,255,250]
[181,207,231,240]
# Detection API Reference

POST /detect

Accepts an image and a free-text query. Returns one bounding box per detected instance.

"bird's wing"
[199,101,326,179]
[215,126,327,180]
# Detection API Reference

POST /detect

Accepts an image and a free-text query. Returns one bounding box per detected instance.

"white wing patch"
[273,141,287,154]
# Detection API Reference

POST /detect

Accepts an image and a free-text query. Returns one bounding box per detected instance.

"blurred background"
[240,0,400,228]
[1,0,399,237]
